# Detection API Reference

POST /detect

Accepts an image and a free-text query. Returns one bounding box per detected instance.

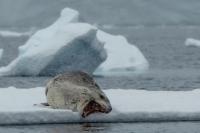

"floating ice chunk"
[94,31,149,75]
[0,30,34,37]
[0,8,106,76]
[0,23,106,76]
[0,49,3,60]
[0,87,200,125]
[185,38,200,47]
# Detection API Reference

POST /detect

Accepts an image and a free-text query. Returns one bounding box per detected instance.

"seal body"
[46,71,112,117]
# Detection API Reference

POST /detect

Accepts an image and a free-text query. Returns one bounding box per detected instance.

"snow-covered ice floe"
[185,38,200,47]
[1,87,200,125]
[0,7,148,76]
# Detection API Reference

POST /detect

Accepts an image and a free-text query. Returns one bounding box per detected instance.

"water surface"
[1,122,200,133]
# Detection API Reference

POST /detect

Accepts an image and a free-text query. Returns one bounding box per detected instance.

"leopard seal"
[45,71,112,117]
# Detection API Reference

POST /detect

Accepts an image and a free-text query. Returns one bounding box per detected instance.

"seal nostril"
[82,112,86,118]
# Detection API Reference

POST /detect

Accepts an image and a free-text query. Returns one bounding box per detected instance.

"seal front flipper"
[41,103,49,106]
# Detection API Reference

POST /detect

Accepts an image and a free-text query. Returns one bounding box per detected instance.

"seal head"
[79,89,112,117]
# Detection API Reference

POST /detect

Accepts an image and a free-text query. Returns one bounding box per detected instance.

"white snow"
[185,38,200,47]
[1,87,200,125]
[0,49,3,60]
[0,8,106,76]
[94,31,149,75]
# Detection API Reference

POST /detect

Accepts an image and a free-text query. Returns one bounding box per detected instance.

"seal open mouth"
[82,100,111,118]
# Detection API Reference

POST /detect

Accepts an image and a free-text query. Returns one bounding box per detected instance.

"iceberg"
[1,87,200,125]
[0,7,148,76]
[0,8,106,76]
[94,31,149,75]
[185,38,200,47]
